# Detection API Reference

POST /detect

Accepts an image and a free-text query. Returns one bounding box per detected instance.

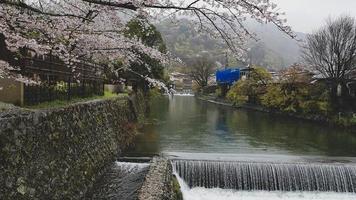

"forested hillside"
[156,19,306,70]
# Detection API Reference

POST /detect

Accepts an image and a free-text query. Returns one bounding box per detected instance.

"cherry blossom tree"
[0,0,294,85]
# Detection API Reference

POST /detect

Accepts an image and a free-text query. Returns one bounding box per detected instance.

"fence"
[20,55,104,105]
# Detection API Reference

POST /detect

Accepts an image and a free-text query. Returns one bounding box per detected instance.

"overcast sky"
[271,0,356,33]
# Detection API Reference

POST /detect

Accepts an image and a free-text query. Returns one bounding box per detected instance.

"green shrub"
[300,100,320,114]
[327,112,356,127]
[350,114,356,125]
[227,80,249,105]
[260,81,333,116]
[148,87,164,99]
[227,67,272,105]
[317,101,331,115]
[261,85,285,109]
[172,175,183,200]
[284,105,297,113]
[215,88,222,97]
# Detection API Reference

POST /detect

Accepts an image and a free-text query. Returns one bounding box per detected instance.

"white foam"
[115,161,149,173]
[182,188,356,200]
[174,171,356,200]
[173,93,194,97]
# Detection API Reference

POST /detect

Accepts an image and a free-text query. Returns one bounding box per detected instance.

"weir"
[172,160,356,193]
[88,162,149,200]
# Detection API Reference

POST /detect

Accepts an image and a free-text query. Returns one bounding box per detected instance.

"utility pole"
[225,52,229,69]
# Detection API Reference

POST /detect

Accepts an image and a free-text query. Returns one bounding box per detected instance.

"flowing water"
[124,96,356,199]
[126,96,356,157]
[173,160,356,192]
[87,162,149,200]
[174,168,356,200]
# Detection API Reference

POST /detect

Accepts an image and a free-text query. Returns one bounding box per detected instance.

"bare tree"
[303,16,356,100]
[188,57,215,88]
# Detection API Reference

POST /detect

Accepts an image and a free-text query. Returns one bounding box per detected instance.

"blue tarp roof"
[216,68,240,85]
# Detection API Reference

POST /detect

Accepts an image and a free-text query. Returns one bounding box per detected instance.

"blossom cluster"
[0,0,292,87]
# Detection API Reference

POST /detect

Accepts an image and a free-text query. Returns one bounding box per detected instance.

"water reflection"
[125,96,356,157]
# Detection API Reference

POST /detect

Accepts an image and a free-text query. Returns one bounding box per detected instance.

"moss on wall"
[0,94,144,199]
[172,175,183,200]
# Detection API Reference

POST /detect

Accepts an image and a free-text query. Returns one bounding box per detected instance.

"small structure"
[216,67,251,85]
[169,72,193,91]
[216,68,241,86]
[215,67,248,97]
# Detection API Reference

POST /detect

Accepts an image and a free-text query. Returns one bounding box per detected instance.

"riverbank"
[23,91,124,110]
[198,95,356,132]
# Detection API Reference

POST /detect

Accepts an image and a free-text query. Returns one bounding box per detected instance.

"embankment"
[0,94,145,199]
[197,95,356,131]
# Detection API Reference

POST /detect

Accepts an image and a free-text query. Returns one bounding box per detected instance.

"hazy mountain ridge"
[156,19,307,70]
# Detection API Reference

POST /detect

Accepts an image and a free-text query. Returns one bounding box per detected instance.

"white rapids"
[175,173,356,200]
[173,164,356,200]
[181,188,356,200]
[115,161,149,173]
[172,93,194,97]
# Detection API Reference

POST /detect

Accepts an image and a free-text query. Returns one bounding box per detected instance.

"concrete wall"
[138,158,175,200]
[0,78,23,106]
[104,84,125,93]
[0,95,145,199]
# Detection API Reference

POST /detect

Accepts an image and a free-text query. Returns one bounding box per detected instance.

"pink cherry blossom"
[0,0,293,87]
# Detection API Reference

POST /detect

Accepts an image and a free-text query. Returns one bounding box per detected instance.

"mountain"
[247,21,307,69]
[156,19,307,70]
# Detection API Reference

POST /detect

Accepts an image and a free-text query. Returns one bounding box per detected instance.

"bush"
[226,66,338,118]
[260,81,332,116]
[261,84,285,109]
[215,88,222,97]
[350,114,356,125]
[148,87,163,99]
[300,100,320,114]
[333,113,356,126]
[227,67,272,105]
[227,80,249,105]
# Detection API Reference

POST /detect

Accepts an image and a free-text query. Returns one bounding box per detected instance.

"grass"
[332,113,356,127]
[0,102,17,112]
[172,175,183,200]
[25,91,128,110]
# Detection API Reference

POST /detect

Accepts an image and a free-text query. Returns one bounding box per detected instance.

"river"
[126,96,356,158]
[124,95,356,200]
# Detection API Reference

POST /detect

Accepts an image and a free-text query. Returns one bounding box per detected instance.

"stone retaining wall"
[0,95,144,199]
[138,157,174,200]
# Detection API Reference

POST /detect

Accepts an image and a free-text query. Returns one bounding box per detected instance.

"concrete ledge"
[138,157,173,200]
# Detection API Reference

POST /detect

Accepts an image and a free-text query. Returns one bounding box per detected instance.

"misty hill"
[156,19,307,70]
[247,21,307,69]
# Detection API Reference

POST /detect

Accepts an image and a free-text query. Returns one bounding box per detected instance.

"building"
[169,72,193,91]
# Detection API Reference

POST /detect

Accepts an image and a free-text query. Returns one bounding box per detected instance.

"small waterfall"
[88,162,149,200]
[173,160,356,193]
[172,93,194,97]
